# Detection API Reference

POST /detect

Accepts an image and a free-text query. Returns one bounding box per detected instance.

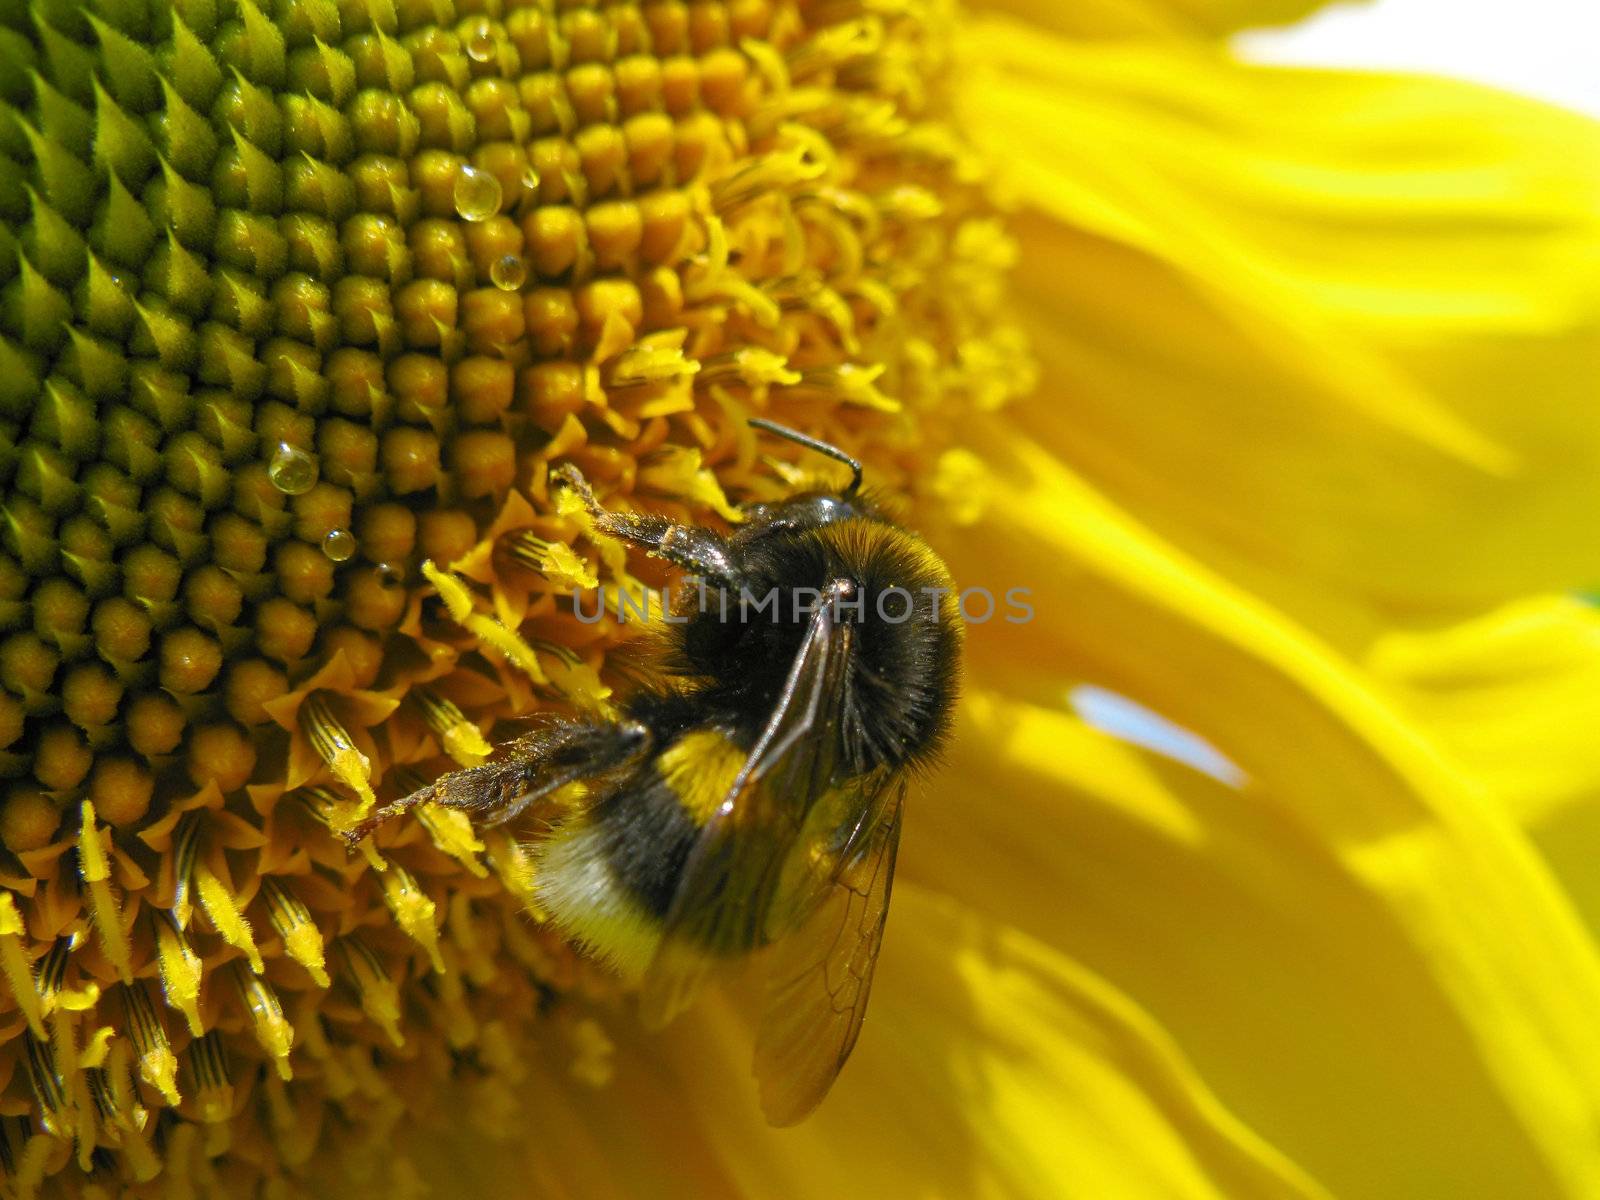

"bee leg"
[553,463,741,585]
[342,718,650,845]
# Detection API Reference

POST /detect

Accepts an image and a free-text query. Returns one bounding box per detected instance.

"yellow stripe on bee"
[533,811,662,983]
[657,730,749,826]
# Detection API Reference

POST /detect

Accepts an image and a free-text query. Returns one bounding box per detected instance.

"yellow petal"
[1370,597,1600,939]
[916,692,1574,1197]
[1371,597,1600,826]
[959,23,1600,630]
[966,0,1341,39]
[657,886,1329,1200]
[944,425,1600,1196]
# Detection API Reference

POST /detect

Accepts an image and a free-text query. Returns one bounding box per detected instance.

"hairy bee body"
[538,515,961,983]
[364,426,962,1124]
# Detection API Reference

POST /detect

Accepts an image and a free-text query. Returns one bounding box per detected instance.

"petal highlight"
[959,23,1600,626]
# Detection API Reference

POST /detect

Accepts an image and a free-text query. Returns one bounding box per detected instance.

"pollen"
[0,0,1028,1190]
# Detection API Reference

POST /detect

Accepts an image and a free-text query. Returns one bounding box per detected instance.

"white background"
[1237,0,1600,117]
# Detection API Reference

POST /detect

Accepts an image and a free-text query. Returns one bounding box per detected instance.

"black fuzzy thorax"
[648,515,962,778]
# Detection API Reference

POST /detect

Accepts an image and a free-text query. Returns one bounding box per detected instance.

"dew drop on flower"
[453,165,502,222]
[267,442,318,495]
[465,21,495,62]
[490,255,527,291]
[376,562,406,588]
[323,529,357,561]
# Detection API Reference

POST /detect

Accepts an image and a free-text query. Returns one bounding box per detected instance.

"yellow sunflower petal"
[1370,597,1600,939]
[966,0,1341,39]
[914,692,1573,1197]
[649,885,1328,1200]
[944,425,1600,1196]
[958,23,1600,629]
[1371,597,1600,825]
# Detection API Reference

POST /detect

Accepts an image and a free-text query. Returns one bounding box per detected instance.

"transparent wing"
[637,582,860,1029]
[754,785,904,1126]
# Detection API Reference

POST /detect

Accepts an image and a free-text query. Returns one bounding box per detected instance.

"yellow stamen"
[483,828,544,918]
[698,346,803,389]
[89,1037,147,1136]
[296,786,386,870]
[446,894,498,988]
[798,360,899,412]
[378,863,446,975]
[262,1072,316,1170]
[528,640,614,714]
[111,1117,161,1184]
[186,1031,234,1128]
[195,859,264,975]
[55,995,101,1170]
[505,532,600,592]
[300,693,378,820]
[334,936,404,1048]
[292,994,355,1102]
[638,446,742,521]
[0,893,46,1038]
[607,332,701,388]
[431,947,479,1051]
[169,810,203,930]
[120,984,180,1107]
[259,876,331,988]
[229,961,294,1081]
[10,1125,55,1200]
[478,1019,527,1088]
[21,1033,69,1140]
[163,1122,200,1195]
[413,688,493,766]
[712,144,827,213]
[422,560,547,684]
[415,801,490,878]
[79,1026,114,1070]
[151,914,204,1036]
[567,1016,617,1089]
[76,802,134,984]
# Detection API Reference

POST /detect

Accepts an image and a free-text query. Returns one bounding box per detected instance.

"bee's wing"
[754,779,903,1126]
[637,586,857,1029]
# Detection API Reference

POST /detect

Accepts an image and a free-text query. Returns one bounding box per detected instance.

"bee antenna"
[748,418,864,497]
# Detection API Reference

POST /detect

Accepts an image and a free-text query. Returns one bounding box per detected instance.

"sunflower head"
[0,0,1028,1190]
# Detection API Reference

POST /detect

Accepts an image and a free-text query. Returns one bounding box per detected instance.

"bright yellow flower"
[2,0,1600,1196]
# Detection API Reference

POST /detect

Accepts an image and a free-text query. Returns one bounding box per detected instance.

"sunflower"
[3,0,1600,1195]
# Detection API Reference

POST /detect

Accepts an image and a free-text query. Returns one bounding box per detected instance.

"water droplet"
[465,20,495,62]
[376,562,405,588]
[322,528,356,562]
[453,164,502,222]
[490,254,527,291]
[268,442,318,495]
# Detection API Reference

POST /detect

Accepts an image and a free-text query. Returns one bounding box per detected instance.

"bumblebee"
[360,421,961,1124]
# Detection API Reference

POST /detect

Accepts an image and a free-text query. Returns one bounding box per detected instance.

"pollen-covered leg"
[553,464,742,584]
[344,719,650,842]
